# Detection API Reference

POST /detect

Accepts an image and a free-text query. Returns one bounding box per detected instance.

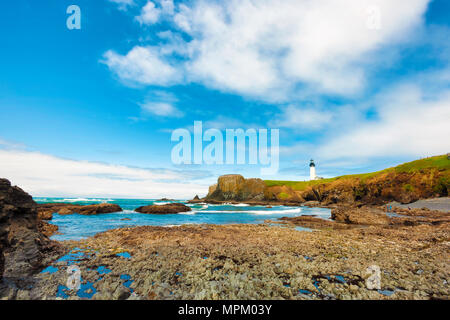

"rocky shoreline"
[13,214,449,300]
[0,177,449,300]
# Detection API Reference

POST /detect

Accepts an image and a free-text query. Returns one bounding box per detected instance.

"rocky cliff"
[299,168,448,205]
[0,179,60,283]
[203,155,450,206]
[206,174,268,201]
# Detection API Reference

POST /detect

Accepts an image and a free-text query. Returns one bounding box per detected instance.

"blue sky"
[0,0,449,198]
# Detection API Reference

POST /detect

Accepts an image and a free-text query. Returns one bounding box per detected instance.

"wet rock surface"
[38,220,60,238]
[279,215,351,230]
[37,203,122,216]
[331,207,390,225]
[19,213,449,300]
[1,173,448,300]
[135,203,191,214]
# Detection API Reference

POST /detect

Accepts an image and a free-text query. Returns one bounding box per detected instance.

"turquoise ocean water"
[34,198,331,241]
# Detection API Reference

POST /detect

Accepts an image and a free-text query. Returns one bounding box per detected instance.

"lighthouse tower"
[309,159,317,180]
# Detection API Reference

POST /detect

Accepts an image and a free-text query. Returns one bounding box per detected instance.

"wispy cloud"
[101,46,181,86]
[138,90,184,118]
[140,101,184,117]
[0,138,26,150]
[108,0,135,11]
[270,105,334,130]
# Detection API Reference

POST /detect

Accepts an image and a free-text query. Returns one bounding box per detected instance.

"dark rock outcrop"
[135,203,191,214]
[0,179,61,282]
[37,202,122,216]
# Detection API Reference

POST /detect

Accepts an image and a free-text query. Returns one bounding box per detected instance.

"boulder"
[135,203,191,214]
[78,203,122,215]
[58,208,73,215]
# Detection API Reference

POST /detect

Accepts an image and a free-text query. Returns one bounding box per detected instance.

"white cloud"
[105,0,431,100]
[102,46,180,86]
[203,115,247,130]
[140,101,184,117]
[160,0,175,14]
[0,149,208,198]
[137,90,184,118]
[0,138,25,149]
[108,0,135,10]
[317,86,450,160]
[136,1,161,25]
[270,105,334,130]
[184,0,429,97]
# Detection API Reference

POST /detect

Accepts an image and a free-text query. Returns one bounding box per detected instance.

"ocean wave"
[250,208,302,215]
[222,202,249,207]
[153,202,170,205]
[178,211,197,215]
[203,208,302,215]
[187,204,209,210]
[164,223,195,228]
[51,198,113,203]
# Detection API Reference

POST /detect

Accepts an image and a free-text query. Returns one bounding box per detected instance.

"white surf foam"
[153,202,170,205]
[203,208,302,215]
[178,211,197,215]
[53,198,112,203]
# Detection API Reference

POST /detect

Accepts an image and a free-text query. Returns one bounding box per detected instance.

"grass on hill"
[265,155,450,191]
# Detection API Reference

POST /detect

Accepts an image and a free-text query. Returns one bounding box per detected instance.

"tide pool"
[34,198,331,241]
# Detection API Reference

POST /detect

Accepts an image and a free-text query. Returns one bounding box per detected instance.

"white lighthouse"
[309,159,317,180]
